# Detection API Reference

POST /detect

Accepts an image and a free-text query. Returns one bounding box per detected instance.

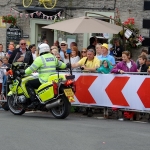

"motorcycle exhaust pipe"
[46,99,62,109]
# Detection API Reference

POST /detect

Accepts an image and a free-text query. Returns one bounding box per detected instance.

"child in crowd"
[0,44,5,59]
[0,60,6,99]
[97,59,113,74]
[51,48,58,55]
[136,49,148,68]
[6,44,15,58]
[97,59,113,119]
[2,57,11,68]
[137,55,148,72]
[1,57,10,96]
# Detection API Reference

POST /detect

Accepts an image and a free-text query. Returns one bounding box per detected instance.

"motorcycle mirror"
[66,49,72,54]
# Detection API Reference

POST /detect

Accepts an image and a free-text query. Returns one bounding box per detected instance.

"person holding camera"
[71,49,100,72]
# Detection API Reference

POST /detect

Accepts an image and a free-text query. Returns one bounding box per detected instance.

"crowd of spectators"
[0,37,149,119]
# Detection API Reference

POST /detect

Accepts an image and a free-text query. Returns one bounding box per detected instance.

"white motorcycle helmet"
[39,43,50,55]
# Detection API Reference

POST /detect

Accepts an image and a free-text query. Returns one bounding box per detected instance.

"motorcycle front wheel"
[8,95,25,115]
[50,95,71,119]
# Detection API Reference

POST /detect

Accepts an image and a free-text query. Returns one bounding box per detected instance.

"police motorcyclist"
[25,43,66,108]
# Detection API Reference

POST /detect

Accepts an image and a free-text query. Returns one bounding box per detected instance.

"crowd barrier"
[1,69,150,112]
[66,72,150,111]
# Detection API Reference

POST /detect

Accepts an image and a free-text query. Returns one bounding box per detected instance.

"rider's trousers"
[25,79,41,102]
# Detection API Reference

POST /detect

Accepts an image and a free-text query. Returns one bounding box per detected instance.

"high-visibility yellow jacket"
[25,53,66,83]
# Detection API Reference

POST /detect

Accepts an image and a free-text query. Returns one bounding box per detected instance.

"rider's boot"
[27,88,39,109]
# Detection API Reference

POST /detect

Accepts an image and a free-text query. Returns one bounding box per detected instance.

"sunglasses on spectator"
[20,43,26,45]
[61,44,66,46]
[81,51,87,53]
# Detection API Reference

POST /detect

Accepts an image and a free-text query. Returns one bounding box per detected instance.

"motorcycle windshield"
[12,51,30,66]
[13,52,23,63]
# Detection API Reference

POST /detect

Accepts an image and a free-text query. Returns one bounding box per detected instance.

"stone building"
[0,0,150,58]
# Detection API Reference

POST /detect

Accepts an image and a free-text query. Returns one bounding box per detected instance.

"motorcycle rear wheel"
[8,95,25,115]
[50,95,71,119]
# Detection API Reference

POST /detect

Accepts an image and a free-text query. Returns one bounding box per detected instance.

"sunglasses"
[20,43,26,45]
[61,44,66,46]
[81,51,87,53]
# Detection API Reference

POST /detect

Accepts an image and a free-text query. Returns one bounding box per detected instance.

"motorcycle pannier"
[37,82,54,102]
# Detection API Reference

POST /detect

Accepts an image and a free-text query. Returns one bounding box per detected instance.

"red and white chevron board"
[71,73,150,111]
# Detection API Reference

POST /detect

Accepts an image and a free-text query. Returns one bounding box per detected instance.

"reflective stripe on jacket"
[25,53,66,83]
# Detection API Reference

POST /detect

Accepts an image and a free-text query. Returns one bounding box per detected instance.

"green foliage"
[112,8,142,51]
[2,15,17,25]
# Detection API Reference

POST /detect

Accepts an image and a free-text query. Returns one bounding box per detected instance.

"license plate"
[64,89,74,97]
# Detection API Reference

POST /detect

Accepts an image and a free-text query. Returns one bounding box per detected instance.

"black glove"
[20,70,25,75]
[66,63,71,69]
[6,68,11,72]
[80,67,84,70]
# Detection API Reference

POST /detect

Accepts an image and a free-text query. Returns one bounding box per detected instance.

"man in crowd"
[59,41,67,61]
[9,39,33,65]
[71,49,100,116]
[110,39,123,61]
[54,40,60,48]
[98,43,116,66]
[72,49,100,71]
[87,37,97,52]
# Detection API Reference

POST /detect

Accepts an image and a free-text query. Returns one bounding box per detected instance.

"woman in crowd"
[53,52,63,62]
[64,51,69,64]
[71,46,80,64]
[80,48,87,58]
[28,44,36,60]
[51,46,58,52]
[96,43,102,57]
[111,51,137,73]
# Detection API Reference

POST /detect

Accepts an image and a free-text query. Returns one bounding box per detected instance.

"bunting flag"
[138,35,144,42]
[20,13,23,18]
[10,8,62,21]
[30,13,34,18]
[25,14,29,18]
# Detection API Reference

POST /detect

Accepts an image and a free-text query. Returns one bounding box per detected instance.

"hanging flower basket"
[2,15,17,26]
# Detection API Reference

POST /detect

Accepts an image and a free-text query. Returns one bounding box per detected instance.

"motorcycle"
[6,61,76,119]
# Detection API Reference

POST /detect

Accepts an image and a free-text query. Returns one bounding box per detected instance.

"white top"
[64,59,69,64]
[127,61,132,69]
[71,56,80,70]
[71,56,80,64]
[0,67,6,83]
[0,52,5,58]
[32,53,36,60]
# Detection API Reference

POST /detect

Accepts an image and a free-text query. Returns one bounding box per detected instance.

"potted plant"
[2,15,17,26]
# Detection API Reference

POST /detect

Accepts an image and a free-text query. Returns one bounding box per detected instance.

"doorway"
[30,19,57,48]
[37,24,54,47]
